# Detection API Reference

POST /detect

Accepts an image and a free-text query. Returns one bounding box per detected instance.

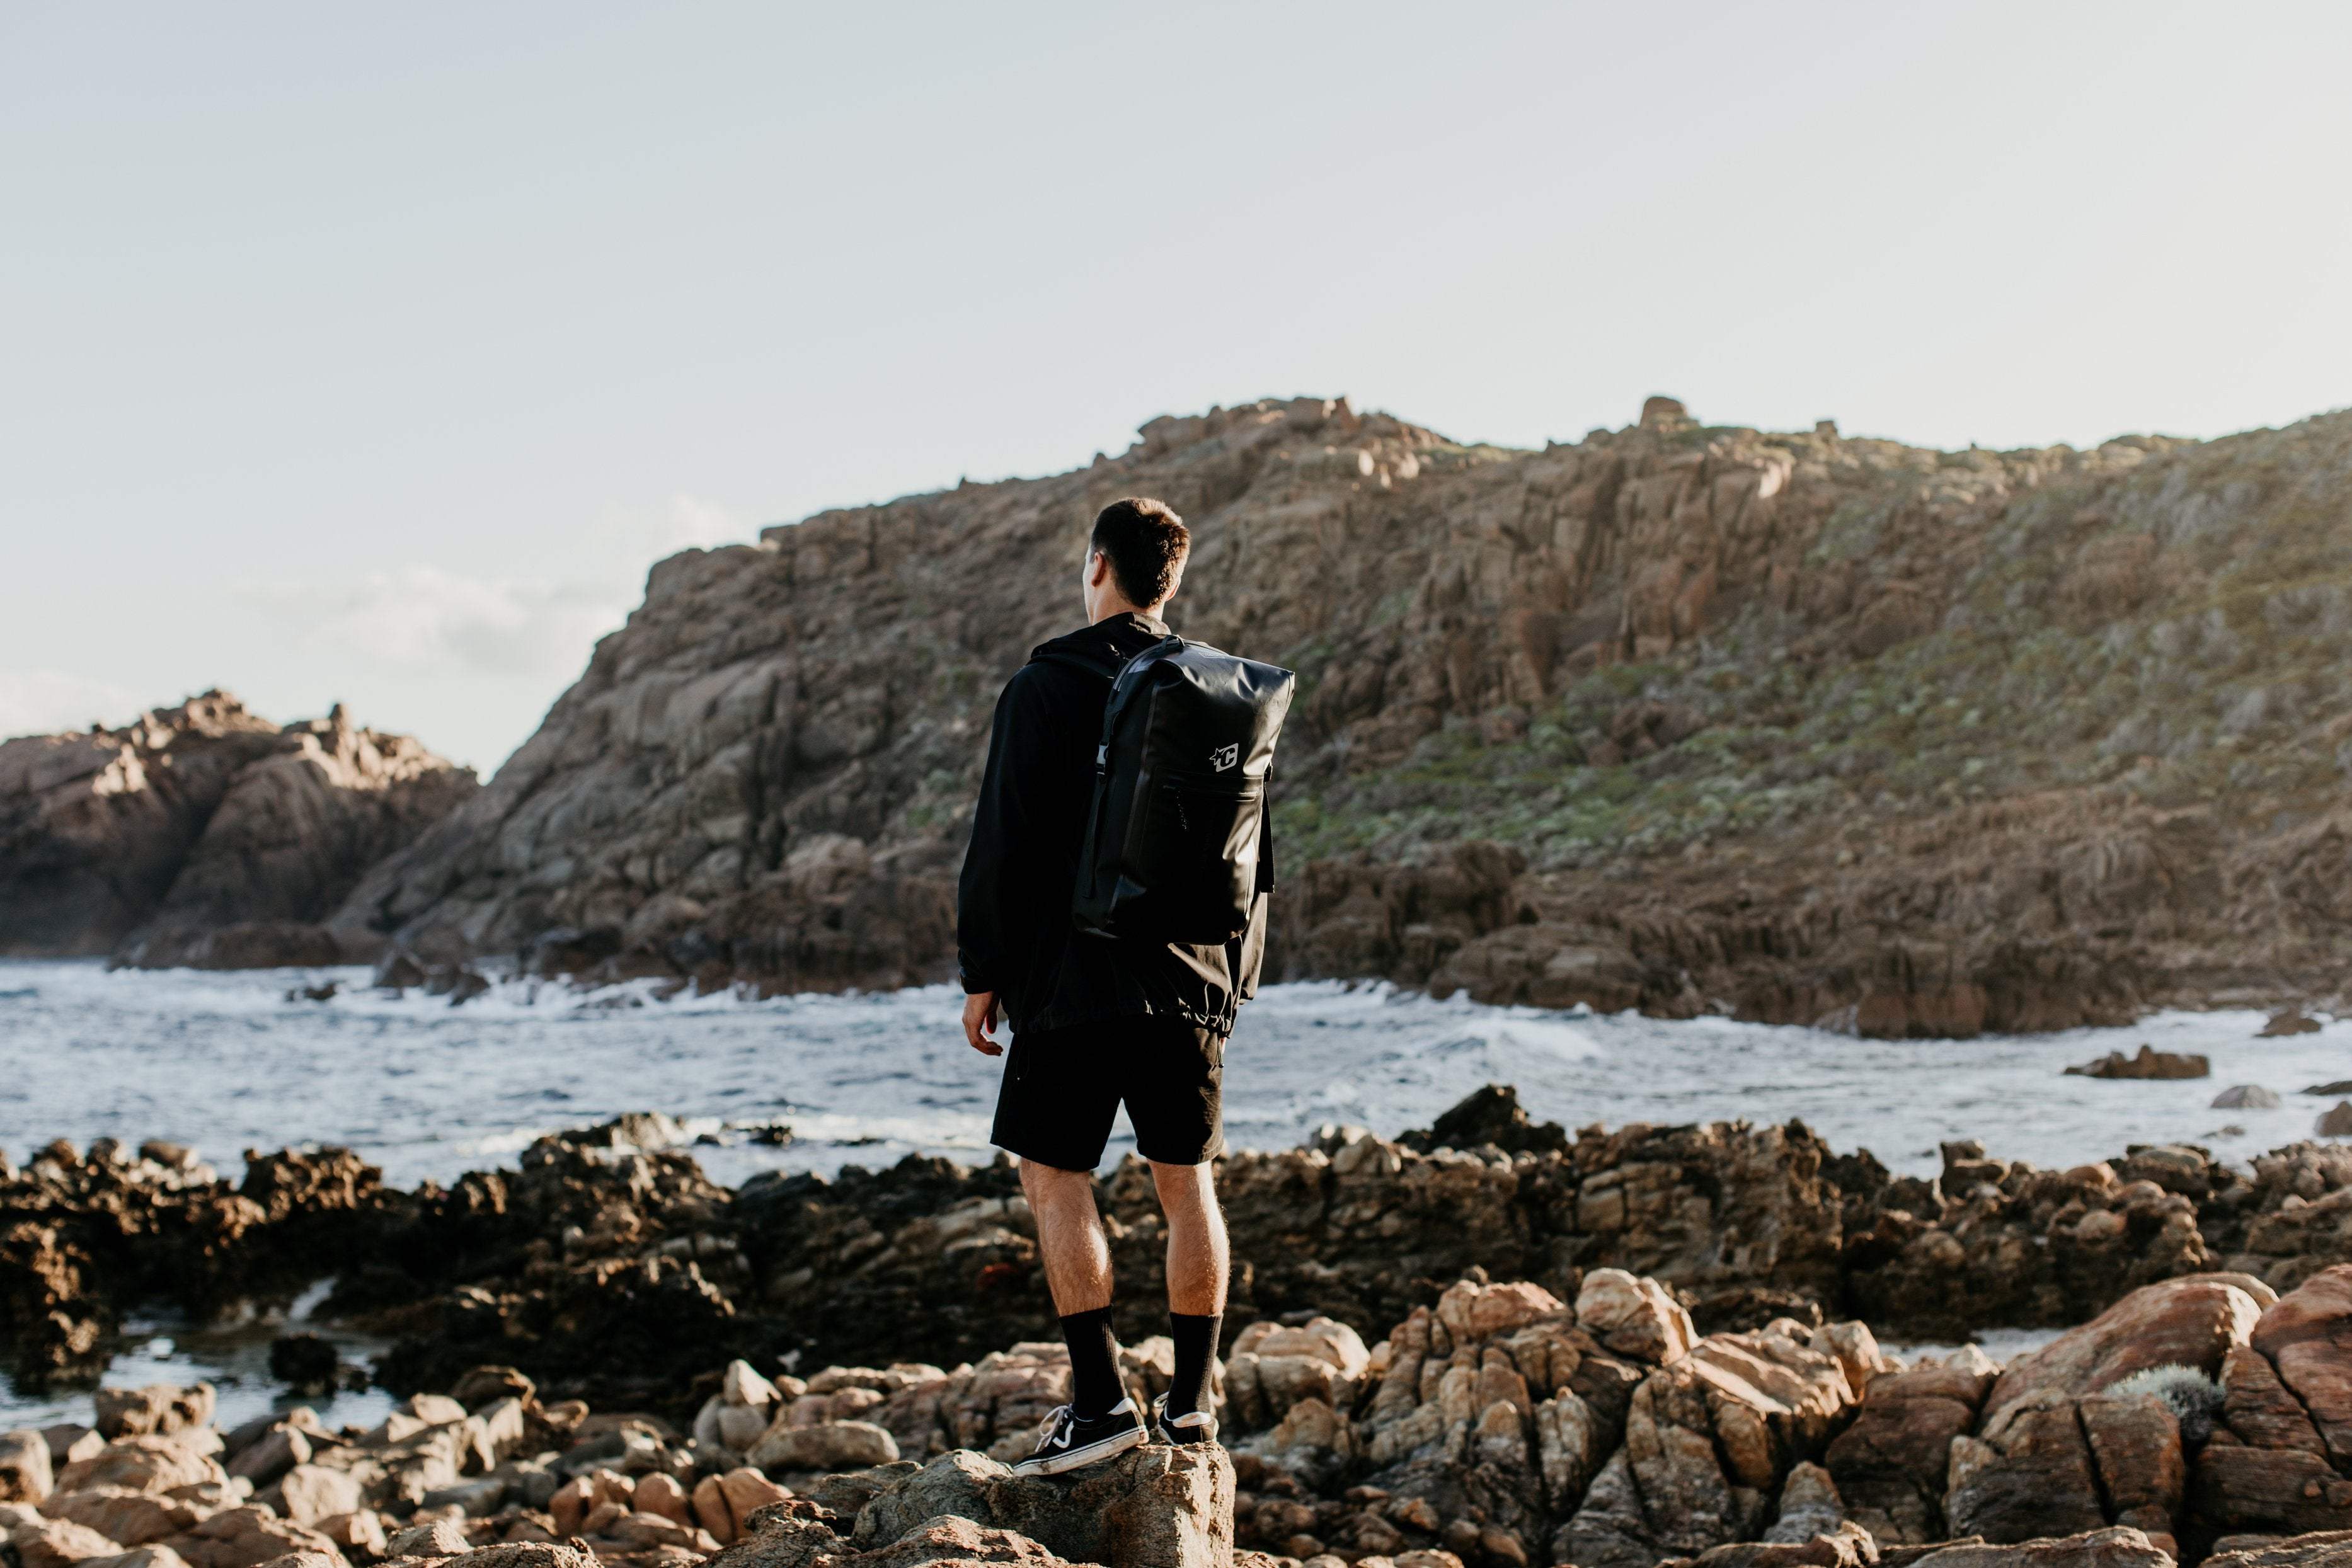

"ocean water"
[4,958,2344,1427]
[4,959,2348,1187]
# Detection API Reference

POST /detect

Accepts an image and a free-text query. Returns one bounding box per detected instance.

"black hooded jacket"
[956,612,1270,1036]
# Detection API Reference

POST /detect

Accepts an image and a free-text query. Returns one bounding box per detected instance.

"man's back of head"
[1086,498,1190,620]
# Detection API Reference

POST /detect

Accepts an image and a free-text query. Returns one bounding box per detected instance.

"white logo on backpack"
[1209,743,1239,772]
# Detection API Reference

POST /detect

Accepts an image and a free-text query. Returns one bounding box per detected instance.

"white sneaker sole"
[1011,1424,1147,1477]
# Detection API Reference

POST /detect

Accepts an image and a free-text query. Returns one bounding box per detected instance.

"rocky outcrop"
[0,692,474,965]
[313,394,2352,1029]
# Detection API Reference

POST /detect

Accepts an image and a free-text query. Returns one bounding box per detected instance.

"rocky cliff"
[314,394,2352,1028]
[0,691,477,966]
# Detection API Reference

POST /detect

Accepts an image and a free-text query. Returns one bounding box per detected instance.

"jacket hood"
[1028,612,1170,666]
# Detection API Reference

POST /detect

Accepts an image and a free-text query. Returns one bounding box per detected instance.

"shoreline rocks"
[21,1266,2352,1568]
[18,1085,2352,1424]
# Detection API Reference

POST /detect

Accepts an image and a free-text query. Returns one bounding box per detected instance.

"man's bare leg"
[1022,1157,1113,1312]
[1150,1159,1229,1314]
[1151,1159,1227,1433]
[1021,1158,1127,1421]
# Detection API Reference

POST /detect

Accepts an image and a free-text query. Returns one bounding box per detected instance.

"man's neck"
[1091,602,1164,626]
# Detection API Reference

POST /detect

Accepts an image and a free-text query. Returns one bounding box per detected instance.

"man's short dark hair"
[1090,498,1190,607]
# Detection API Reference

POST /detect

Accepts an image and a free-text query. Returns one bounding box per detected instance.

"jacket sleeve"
[956,668,1051,999]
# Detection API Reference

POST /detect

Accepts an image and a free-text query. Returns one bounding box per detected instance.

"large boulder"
[38,1487,211,1546]
[1825,1356,1997,1543]
[1986,1276,2267,1417]
[1903,1526,2177,1568]
[2251,1264,2352,1468]
[1553,1319,1866,1568]
[57,1438,226,1496]
[93,1387,215,1441]
[851,1444,1233,1568]
[1222,1319,1369,1435]
[1355,1278,1648,1555]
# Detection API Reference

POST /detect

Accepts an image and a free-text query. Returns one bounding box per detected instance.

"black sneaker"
[1011,1398,1146,1476]
[1150,1393,1219,1446]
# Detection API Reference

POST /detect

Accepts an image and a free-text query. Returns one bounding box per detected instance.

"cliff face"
[338,394,2352,1030]
[0,691,478,966]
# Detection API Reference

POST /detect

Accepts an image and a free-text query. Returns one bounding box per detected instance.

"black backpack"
[1047,635,1295,944]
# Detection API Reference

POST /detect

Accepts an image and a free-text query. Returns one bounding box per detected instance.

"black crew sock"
[1060,1306,1125,1417]
[1167,1310,1222,1419]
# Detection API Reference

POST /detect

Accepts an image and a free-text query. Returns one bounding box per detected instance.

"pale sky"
[4,2,2348,772]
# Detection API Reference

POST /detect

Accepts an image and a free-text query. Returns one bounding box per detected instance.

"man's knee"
[1147,1159,1220,1216]
[1021,1157,1096,1210]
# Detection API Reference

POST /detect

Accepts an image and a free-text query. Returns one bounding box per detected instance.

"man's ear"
[1087,549,1111,588]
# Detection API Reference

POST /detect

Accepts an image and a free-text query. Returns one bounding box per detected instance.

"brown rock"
[59,1438,225,1497]
[1826,1362,1994,1543]
[273,1466,361,1528]
[383,1516,471,1558]
[311,1511,385,1557]
[11,1514,132,1568]
[856,1514,1071,1568]
[1576,1271,1697,1367]
[1944,1399,2107,1544]
[631,1474,692,1529]
[163,1506,342,1568]
[747,1419,900,1472]
[93,1387,215,1441]
[1903,1526,2174,1568]
[79,1548,195,1568]
[2190,1443,2352,1538]
[2252,1265,2352,1470]
[2205,1530,2352,1568]
[853,1444,1232,1568]
[226,1428,310,1488]
[2217,1342,2327,1455]
[2260,1012,2326,1037]
[1987,1276,2264,1416]
[2077,1394,2184,1545]
[38,1487,207,1546]
[2064,1046,2210,1081]
[0,1429,52,1503]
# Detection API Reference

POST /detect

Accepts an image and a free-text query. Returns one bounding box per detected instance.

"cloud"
[0,670,150,741]
[238,494,753,682]
[236,566,628,680]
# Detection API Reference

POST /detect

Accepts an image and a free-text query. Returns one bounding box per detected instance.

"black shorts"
[990,1014,1226,1172]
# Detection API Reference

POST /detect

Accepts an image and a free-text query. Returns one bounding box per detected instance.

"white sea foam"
[7,959,2346,1191]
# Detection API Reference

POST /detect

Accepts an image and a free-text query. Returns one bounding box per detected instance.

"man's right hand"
[963,990,1003,1056]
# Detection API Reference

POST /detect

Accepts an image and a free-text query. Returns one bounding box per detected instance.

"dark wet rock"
[269,1334,340,1395]
[2065,1047,2210,1082]
[1396,1085,1568,1157]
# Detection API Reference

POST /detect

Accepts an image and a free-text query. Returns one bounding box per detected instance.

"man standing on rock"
[957,497,1268,1475]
